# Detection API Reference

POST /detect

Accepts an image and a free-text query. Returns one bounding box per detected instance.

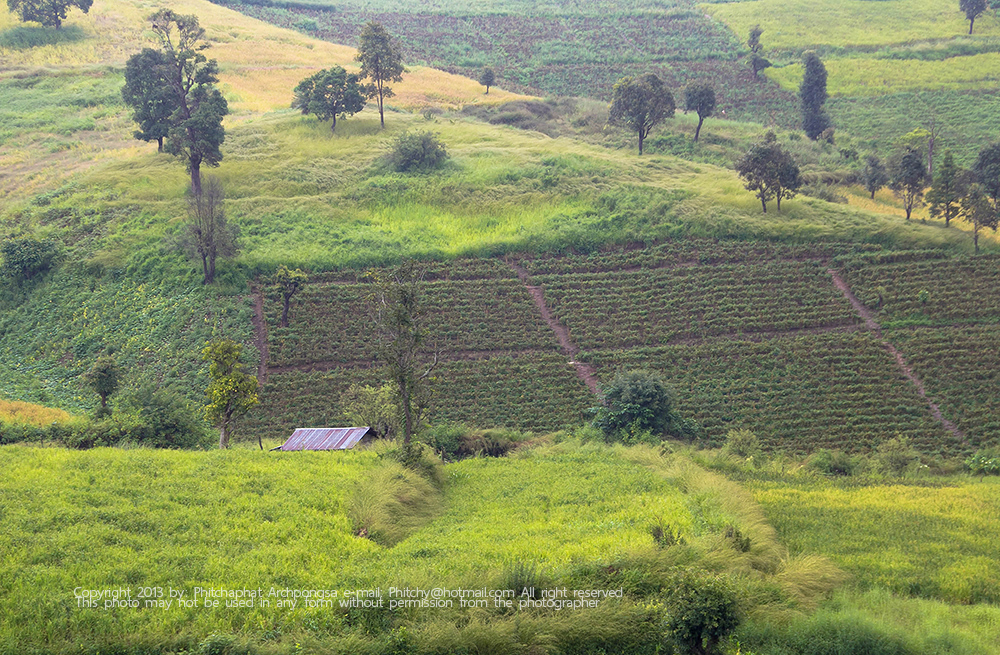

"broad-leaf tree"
[609,73,674,155]
[292,67,366,131]
[202,339,259,449]
[82,355,122,419]
[735,133,801,213]
[926,151,963,227]
[890,147,928,220]
[973,141,1000,209]
[356,21,404,129]
[961,0,987,34]
[960,183,999,253]
[366,261,438,445]
[862,154,889,199]
[273,264,307,327]
[6,0,92,29]
[149,9,228,196]
[684,83,716,142]
[121,48,177,152]
[479,67,495,94]
[799,51,830,140]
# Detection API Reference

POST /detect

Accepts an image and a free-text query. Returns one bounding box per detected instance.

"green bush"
[665,572,740,655]
[873,436,920,476]
[591,370,700,443]
[385,131,449,172]
[1,237,58,285]
[723,428,761,460]
[117,384,212,449]
[808,449,858,476]
[966,450,1000,476]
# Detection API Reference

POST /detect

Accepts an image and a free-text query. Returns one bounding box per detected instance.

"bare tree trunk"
[760,197,767,213]
[695,116,704,142]
[219,423,229,449]
[281,296,291,327]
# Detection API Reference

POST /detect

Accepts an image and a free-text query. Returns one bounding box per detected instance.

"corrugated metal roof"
[277,427,372,451]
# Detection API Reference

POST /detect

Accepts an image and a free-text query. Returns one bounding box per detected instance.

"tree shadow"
[0,24,86,50]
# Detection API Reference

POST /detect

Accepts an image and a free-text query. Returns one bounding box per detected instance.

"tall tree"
[973,142,1000,210]
[747,24,771,79]
[926,151,963,227]
[959,183,998,253]
[479,67,496,94]
[366,261,437,445]
[356,21,405,129]
[292,67,366,132]
[609,73,675,155]
[273,265,307,328]
[6,0,92,29]
[890,147,928,220]
[121,48,177,152]
[862,154,889,199]
[799,51,830,140]
[684,83,716,142]
[148,9,227,196]
[735,133,800,213]
[202,339,259,449]
[961,0,987,34]
[180,175,238,285]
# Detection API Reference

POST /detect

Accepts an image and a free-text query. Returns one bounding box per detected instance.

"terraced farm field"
[244,240,999,455]
[584,331,954,454]
[885,326,1000,448]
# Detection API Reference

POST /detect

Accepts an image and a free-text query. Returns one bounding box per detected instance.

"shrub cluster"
[385,131,449,172]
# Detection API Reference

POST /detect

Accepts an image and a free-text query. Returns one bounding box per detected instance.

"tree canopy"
[862,154,889,199]
[747,24,771,79]
[6,0,92,29]
[926,151,963,227]
[799,51,830,140]
[147,8,228,196]
[356,21,405,129]
[683,83,716,142]
[890,147,928,220]
[121,48,177,152]
[479,67,496,94]
[735,133,801,213]
[292,67,366,131]
[179,175,238,285]
[609,73,674,155]
[960,0,987,34]
[202,339,259,449]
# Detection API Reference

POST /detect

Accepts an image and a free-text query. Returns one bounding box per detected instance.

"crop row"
[539,261,858,349]
[519,239,882,276]
[582,332,958,455]
[307,258,516,284]
[886,326,1000,447]
[842,255,1000,324]
[265,279,555,366]
[236,353,593,442]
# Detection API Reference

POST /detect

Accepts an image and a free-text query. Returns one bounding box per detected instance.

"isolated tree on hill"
[366,261,438,445]
[122,48,177,152]
[148,9,228,197]
[180,175,238,285]
[202,339,259,449]
[961,0,987,34]
[747,24,771,79]
[356,21,405,129]
[273,264,307,327]
[862,154,889,199]
[609,73,675,155]
[973,142,1000,210]
[82,355,122,419]
[799,51,830,140]
[960,183,999,253]
[292,67,366,132]
[684,83,716,142]
[6,0,92,29]
[926,151,963,227]
[890,147,928,220]
[736,133,801,213]
[479,67,495,94]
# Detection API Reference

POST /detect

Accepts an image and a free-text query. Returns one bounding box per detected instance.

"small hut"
[272,427,374,451]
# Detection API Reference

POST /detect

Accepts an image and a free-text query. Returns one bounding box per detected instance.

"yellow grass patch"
[0,398,75,426]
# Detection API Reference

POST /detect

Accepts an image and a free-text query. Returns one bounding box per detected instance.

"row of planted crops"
[242,240,1000,453]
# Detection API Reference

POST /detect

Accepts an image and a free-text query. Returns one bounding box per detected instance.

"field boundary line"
[265,348,561,375]
[509,261,600,395]
[828,268,966,444]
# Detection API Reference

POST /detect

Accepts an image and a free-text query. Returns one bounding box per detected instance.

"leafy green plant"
[665,573,740,655]
[384,130,449,172]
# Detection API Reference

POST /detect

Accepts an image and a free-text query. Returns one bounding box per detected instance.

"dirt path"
[510,262,600,394]
[251,287,270,384]
[828,268,966,443]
